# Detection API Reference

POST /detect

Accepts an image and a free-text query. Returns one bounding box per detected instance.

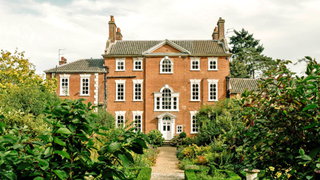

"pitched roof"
[229,78,259,94]
[44,59,105,73]
[106,40,228,55]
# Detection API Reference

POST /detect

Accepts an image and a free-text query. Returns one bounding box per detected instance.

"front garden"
[170,58,320,179]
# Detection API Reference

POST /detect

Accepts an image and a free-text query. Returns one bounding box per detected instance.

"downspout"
[104,66,110,110]
[226,76,230,98]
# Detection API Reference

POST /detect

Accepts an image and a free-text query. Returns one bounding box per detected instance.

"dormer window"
[160,56,173,74]
[116,58,125,71]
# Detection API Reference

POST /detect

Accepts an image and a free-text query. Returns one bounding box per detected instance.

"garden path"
[151,145,184,180]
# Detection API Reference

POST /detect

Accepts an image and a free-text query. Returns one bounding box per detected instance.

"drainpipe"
[226,76,230,98]
[104,66,110,110]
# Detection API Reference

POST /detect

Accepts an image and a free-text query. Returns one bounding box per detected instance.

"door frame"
[156,112,176,140]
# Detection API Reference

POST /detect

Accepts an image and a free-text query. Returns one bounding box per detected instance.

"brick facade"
[45,16,232,140]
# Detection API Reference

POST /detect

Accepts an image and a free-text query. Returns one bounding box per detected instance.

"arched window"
[162,88,172,109]
[160,56,173,74]
[154,85,179,111]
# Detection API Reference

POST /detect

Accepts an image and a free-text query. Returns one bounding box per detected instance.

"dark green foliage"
[170,135,196,147]
[179,131,187,139]
[241,57,320,179]
[184,167,241,180]
[196,99,243,145]
[147,129,164,147]
[229,28,277,78]
[93,107,115,129]
[0,99,149,180]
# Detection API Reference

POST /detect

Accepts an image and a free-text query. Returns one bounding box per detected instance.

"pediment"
[142,39,190,55]
[156,112,177,119]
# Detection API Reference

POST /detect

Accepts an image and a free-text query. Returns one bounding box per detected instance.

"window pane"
[162,89,171,109]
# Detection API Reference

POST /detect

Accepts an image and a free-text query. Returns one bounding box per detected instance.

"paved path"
[151,146,184,180]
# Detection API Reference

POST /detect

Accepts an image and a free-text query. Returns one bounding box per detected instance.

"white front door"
[162,121,172,140]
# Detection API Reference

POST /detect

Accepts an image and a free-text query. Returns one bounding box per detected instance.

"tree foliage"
[0,99,149,180]
[0,49,57,92]
[241,57,320,179]
[229,29,277,78]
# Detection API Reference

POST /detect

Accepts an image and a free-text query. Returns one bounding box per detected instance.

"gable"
[152,44,181,53]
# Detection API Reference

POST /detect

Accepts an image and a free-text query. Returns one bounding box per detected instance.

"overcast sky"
[1,0,319,76]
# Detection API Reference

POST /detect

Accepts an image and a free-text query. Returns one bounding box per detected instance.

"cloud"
[0,0,319,76]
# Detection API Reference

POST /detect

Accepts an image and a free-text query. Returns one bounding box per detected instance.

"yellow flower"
[287,174,291,178]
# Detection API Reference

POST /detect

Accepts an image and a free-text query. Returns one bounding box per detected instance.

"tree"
[0,49,57,92]
[241,58,320,179]
[229,29,276,78]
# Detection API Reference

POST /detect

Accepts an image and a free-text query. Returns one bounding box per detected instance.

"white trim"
[59,74,70,96]
[190,79,201,101]
[133,57,143,71]
[157,113,175,140]
[208,57,218,71]
[115,111,126,128]
[160,56,173,74]
[115,79,126,101]
[177,125,183,133]
[80,74,91,96]
[190,111,198,134]
[208,79,219,101]
[116,58,125,71]
[132,111,143,132]
[190,57,200,71]
[132,79,143,101]
[154,85,179,111]
[142,39,191,55]
[94,73,99,106]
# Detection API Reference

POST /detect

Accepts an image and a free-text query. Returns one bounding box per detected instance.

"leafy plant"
[179,131,187,139]
[0,99,149,180]
[146,129,164,147]
[241,57,320,179]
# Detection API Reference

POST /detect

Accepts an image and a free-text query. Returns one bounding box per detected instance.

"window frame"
[160,56,173,74]
[208,79,219,101]
[190,79,201,101]
[115,79,126,101]
[132,111,143,132]
[177,125,183,134]
[133,57,143,71]
[60,74,70,96]
[154,84,179,111]
[132,79,143,101]
[190,57,200,71]
[208,57,218,71]
[190,111,198,134]
[116,58,125,71]
[80,74,91,96]
[115,111,126,128]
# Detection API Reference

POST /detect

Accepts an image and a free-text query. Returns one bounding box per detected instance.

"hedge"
[134,167,152,180]
[185,166,241,180]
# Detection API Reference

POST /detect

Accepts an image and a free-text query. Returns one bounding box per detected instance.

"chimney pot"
[117,28,121,33]
[59,56,67,65]
[110,15,115,21]
[212,27,218,40]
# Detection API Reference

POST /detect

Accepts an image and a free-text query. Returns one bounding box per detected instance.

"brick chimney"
[212,27,218,40]
[217,17,225,41]
[108,15,117,43]
[116,27,123,40]
[59,56,67,65]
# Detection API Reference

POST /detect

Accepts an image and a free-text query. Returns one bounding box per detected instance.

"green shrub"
[147,129,164,147]
[135,167,152,180]
[241,58,320,179]
[0,99,149,180]
[92,107,115,129]
[179,131,187,138]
